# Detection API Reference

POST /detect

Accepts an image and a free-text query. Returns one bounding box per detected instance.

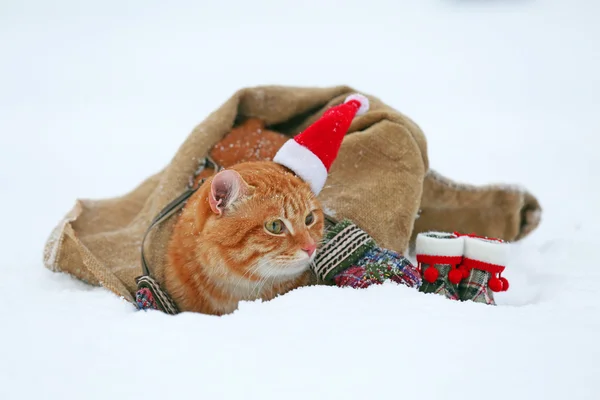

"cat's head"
[198,161,325,280]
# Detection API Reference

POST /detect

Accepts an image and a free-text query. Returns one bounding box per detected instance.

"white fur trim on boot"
[463,236,509,266]
[416,232,465,257]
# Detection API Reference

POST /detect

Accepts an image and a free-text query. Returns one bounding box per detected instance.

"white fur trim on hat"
[463,236,509,266]
[344,93,369,116]
[273,139,328,195]
[416,232,465,257]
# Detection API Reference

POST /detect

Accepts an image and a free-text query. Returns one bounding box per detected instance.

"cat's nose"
[302,243,316,257]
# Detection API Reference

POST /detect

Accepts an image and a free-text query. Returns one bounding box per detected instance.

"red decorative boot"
[416,232,465,300]
[457,234,510,305]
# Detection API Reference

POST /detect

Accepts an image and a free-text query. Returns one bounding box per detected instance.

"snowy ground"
[1,0,599,399]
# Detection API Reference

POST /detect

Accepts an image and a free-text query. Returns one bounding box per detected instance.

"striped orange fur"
[164,161,324,315]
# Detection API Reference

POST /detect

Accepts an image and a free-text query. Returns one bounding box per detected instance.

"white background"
[1,1,599,399]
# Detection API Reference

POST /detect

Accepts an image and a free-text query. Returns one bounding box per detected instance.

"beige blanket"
[43,85,541,304]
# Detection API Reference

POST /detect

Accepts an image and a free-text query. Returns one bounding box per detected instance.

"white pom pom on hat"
[273,93,370,195]
[344,93,370,116]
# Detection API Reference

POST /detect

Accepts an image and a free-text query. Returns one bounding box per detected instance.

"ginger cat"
[164,161,324,316]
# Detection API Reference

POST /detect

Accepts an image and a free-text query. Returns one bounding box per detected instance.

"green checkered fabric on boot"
[458,268,495,305]
[418,263,459,300]
[457,235,510,305]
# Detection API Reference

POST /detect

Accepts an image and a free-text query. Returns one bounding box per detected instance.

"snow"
[1,0,599,399]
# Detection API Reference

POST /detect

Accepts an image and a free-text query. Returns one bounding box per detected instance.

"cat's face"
[201,161,324,281]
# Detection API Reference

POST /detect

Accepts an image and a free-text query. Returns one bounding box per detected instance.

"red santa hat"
[273,93,370,194]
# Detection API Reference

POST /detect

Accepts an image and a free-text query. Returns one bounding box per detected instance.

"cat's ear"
[208,169,250,215]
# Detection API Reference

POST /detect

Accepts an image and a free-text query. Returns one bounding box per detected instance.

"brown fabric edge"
[411,169,542,247]
[43,200,136,303]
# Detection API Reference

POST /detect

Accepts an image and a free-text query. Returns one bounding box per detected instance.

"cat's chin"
[256,257,312,280]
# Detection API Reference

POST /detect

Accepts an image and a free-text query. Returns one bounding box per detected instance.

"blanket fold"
[44,85,435,302]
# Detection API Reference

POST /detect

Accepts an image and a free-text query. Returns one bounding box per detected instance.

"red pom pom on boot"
[488,276,504,292]
[456,234,510,305]
[423,266,439,283]
[448,268,464,285]
[416,232,465,300]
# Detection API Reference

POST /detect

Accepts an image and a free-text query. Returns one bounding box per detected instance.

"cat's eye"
[305,212,315,226]
[265,219,285,235]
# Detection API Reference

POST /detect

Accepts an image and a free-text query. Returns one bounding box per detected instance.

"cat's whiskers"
[317,238,329,246]
[252,259,277,297]
[231,262,263,298]
[199,251,260,299]
[255,262,280,298]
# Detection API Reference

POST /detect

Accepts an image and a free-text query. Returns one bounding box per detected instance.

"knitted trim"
[136,288,158,311]
[135,275,179,315]
[313,219,376,283]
